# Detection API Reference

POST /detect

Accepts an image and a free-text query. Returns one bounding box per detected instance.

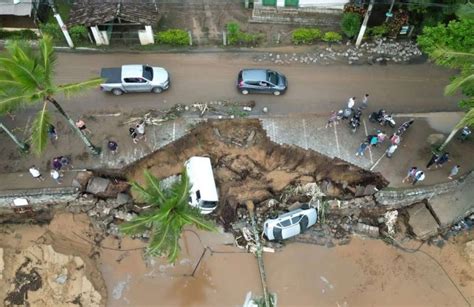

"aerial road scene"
[0,0,473,306]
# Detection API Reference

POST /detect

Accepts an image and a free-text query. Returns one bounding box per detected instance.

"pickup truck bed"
[100,68,122,84]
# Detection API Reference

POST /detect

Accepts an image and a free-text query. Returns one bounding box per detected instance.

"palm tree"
[121,170,216,263]
[0,36,103,155]
[432,48,474,150]
[0,120,29,152]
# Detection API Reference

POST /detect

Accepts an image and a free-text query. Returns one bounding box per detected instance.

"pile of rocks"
[253,39,423,65]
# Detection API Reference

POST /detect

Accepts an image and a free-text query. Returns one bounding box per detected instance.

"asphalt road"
[54,51,461,115]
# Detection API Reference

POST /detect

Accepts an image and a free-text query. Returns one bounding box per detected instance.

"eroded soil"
[126,119,388,226]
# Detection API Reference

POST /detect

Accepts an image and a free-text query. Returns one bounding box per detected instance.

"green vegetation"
[226,22,263,46]
[155,29,190,46]
[120,170,216,263]
[0,29,37,40]
[340,12,362,38]
[417,19,474,54]
[368,24,389,38]
[40,23,63,41]
[322,31,342,43]
[69,25,89,43]
[0,36,103,155]
[292,28,322,44]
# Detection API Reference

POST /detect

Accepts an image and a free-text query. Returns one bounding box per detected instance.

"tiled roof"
[67,0,160,27]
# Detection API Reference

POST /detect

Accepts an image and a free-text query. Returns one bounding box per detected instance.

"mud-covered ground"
[126,119,388,227]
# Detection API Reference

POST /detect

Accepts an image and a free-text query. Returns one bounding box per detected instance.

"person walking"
[108,140,118,154]
[361,94,369,109]
[29,166,45,181]
[129,127,139,144]
[136,120,146,141]
[50,169,62,184]
[412,170,425,185]
[60,156,73,170]
[75,119,92,135]
[356,141,370,156]
[326,111,338,128]
[47,124,58,143]
[448,165,460,180]
[435,152,450,168]
[402,166,418,183]
[426,153,439,169]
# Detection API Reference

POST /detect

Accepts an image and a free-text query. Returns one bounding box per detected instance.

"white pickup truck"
[100,65,170,96]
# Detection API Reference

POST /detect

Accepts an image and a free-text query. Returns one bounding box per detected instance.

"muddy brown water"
[0,214,473,306]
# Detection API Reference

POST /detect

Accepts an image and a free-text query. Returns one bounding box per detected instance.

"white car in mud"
[263,204,317,241]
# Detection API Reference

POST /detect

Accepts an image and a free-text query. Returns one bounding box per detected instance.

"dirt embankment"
[0,213,107,307]
[126,119,388,226]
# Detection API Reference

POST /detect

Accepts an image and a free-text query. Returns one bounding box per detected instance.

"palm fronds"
[30,101,51,155]
[57,77,104,98]
[121,170,216,263]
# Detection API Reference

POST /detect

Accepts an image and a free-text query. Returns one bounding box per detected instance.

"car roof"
[242,69,268,82]
[122,65,144,79]
[185,157,219,201]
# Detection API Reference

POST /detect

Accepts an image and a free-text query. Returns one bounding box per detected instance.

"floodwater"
[101,229,474,307]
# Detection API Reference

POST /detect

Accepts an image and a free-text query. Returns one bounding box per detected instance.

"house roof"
[0,0,33,16]
[67,0,160,27]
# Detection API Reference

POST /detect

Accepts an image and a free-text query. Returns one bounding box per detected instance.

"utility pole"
[355,0,375,48]
[385,0,396,22]
[48,0,74,48]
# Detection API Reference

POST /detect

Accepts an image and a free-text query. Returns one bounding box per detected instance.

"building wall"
[299,0,348,10]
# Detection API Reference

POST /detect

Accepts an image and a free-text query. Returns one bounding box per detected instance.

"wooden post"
[245,200,271,307]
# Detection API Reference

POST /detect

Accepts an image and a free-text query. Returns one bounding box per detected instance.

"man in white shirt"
[50,169,62,184]
[29,166,45,181]
[347,97,356,109]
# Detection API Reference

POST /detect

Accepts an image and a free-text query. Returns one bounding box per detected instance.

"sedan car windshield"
[267,71,279,85]
[142,65,153,81]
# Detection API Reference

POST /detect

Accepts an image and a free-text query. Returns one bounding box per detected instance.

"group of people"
[106,119,147,155]
[326,94,369,128]
[402,152,461,186]
[28,155,72,184]
[355,130,388,156]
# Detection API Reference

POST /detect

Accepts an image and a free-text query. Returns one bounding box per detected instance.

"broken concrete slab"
[407,203,439,240]
[428,172,474,228]
[354,223,379,238]
[86,177,111,195]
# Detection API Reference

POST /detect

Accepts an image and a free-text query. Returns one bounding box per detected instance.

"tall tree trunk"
[246,200,271,307]
[48,97,101,155]
[0,121,29,152]
[439,128,459,151]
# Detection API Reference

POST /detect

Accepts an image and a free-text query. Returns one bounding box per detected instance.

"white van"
[185,156,219,215]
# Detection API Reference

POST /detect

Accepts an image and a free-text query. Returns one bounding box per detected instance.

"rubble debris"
[384,210,398,235]
[354,223,380,238]
[407,203,439,240]
[86,177,111,195]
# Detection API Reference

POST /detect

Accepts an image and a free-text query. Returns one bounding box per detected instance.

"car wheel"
[112,89,123,96]
[273,91,281,96]
[241,89,249,95]
[152,87,163,94]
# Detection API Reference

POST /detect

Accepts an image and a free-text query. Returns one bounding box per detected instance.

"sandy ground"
[0,213,472,306]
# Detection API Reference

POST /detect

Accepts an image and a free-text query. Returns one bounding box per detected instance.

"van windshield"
[202,201,217,209]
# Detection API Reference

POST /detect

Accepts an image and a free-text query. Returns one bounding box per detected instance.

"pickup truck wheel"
[112,89,123,96]
[273,91,281,96]
[152,87,163,94]
[241,90,249,95]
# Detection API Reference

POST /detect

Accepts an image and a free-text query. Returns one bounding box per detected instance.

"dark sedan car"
[237,69,287,95]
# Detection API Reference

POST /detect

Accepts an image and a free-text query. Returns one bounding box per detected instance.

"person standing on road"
[347,97,356,109]
[361,94,369,109]
[50,169,62,184]
[426,153,439,169]
[356,141,370,156]
[52,157,62,171]
[29,166,45,181]
[76,119,91,135]
[108,140,118,154]
[129,127,139,144]
[412,170,425,185]
[47,124,58,143]
[435,152,450,168]
[60,156,73,170]
[326,111,338,128]
[402,166,418,183]
[448,165,460,180]
[136,120,146,141]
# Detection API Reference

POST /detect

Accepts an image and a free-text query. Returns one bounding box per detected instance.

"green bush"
[292,28,322,44]
[40,23,62,40]
[155,29,190,46]
[0,29,38,40]
[340,12,362,38]
[368,24,388,38]
[417,19,474,54]
[226,22,262,46]
[69,25,88,42]
[322,31,342,43]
